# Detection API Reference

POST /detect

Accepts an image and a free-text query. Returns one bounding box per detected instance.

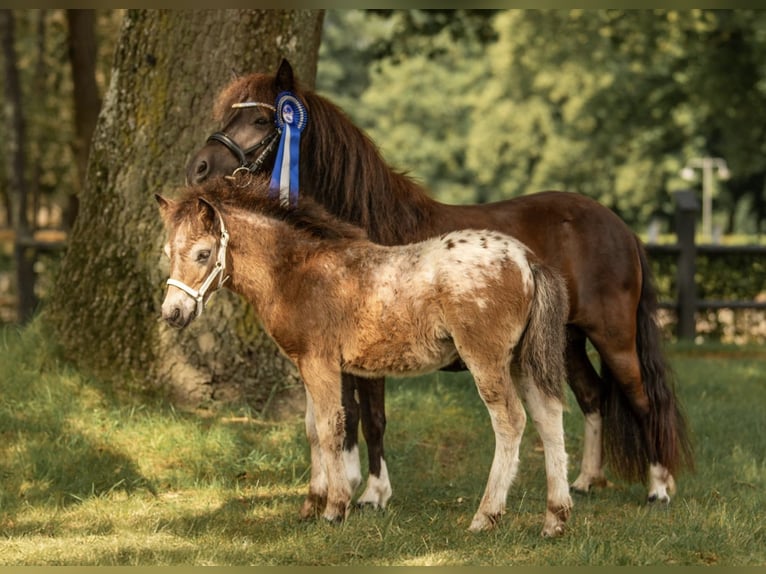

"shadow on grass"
[0,322,160,520]
[0,401,157,518]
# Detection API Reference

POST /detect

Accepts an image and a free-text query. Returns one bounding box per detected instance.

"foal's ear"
[275,58,294,92]
[155,194,173,216]
[196,197,218,228]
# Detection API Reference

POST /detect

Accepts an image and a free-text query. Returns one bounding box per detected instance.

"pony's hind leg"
[341,373,363,496]
[355,376,393,509]
[566,331,610,494]
[468,367,526,533]
[519,374,572,537]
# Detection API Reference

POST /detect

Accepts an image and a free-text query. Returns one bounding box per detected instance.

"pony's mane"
[173,177,368,242]
[214,71,438,245]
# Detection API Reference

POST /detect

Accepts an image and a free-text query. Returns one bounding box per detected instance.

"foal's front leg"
[300,360,352,523]
[300,392,328,519]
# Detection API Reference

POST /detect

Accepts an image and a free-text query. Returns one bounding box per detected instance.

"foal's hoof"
[541,502,571,537]
[299,494,326,520]
[541,522,566,538]
[468,512,502,532]
[323,513,345,526]
[321,500,350,525]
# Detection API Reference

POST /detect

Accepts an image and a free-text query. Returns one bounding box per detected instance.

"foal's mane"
[214,72,437,244]
[174,177,368,242]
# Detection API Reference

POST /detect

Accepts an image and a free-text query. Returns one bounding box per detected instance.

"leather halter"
[166,207,230,318]
[207,102,280,177]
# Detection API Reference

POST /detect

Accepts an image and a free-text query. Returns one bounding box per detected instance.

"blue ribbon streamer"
[269,92,308,207]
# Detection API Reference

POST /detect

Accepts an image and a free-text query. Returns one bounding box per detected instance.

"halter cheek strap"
[207,102,280,177]
[166,213,230,318]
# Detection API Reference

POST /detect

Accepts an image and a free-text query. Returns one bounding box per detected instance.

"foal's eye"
[196,250,211,263]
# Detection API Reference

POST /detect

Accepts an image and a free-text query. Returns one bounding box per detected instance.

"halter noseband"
[208,102,280,177]
[166,208,230,318]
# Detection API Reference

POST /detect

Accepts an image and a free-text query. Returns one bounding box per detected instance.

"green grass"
[1,320,764,565]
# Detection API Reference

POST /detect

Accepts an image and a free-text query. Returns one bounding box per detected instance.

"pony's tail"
[602,239,695,482]
[517,263,570,400]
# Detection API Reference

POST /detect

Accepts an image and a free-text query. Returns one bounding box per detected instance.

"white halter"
[166,208,230,318]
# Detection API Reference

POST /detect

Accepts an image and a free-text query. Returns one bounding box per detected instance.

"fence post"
[673,189,699,340]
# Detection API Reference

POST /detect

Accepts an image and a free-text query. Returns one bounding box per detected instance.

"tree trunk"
[66,9,102,230]
[1,9,37,323]
[46,9,325,411]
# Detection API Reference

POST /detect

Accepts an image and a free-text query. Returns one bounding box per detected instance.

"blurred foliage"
[0,9,121,229]
[318,9,766,232]
[4,9,766,235]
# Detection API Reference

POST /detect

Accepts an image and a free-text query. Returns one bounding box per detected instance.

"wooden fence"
[645,189,766,339]
[2,192,765,339]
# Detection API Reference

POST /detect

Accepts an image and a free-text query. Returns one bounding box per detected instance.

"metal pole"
[681,156,729,243]
[702,158,714,240]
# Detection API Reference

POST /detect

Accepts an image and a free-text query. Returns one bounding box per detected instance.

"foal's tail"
[602,239,695,482]
[517,263,570,399]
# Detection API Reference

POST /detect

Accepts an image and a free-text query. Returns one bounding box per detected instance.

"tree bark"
[66,9,102,230]
[46,9,324,410]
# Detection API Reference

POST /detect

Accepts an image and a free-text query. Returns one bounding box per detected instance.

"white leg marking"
[523,382,572,537]
[470,378,525,532]
[300,391,327,519]
[648,463,676,503]
[344,445,362,495]
[356,459,392,509]
[469,417,521,532]
[571,411,608,492]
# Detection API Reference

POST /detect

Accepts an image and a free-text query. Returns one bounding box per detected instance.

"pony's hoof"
[648,466,676,504]
[355,500,385,512]
[570,473,609,494]
[570,483,590,495]
[647,493,670,504]
[355,469,392,510]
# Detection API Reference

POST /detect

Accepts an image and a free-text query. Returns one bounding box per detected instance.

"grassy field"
[1,320,764,566]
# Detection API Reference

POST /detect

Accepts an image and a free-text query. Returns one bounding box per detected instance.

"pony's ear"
[275,58,294,92]
[196,197,218,228]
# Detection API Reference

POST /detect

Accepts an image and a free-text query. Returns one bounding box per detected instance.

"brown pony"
[186,59,693,507]
[157,177,572,536]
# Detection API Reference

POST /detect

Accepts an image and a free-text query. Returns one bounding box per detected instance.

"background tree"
[45,9,325,409]
[65,9,101,229]
[318,9,766,233]
[318,10,497,203]
[1,9,36,322]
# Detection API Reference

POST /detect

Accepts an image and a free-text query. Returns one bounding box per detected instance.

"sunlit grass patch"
[1,321,764,565]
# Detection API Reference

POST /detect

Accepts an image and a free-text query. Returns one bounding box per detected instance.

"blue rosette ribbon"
[269,92,308,207]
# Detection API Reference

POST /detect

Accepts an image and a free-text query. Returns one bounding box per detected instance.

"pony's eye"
[253,116,270,127]
[196,250,211,263]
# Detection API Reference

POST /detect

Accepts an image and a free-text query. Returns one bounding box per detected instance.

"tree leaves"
[318,9,766,231]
